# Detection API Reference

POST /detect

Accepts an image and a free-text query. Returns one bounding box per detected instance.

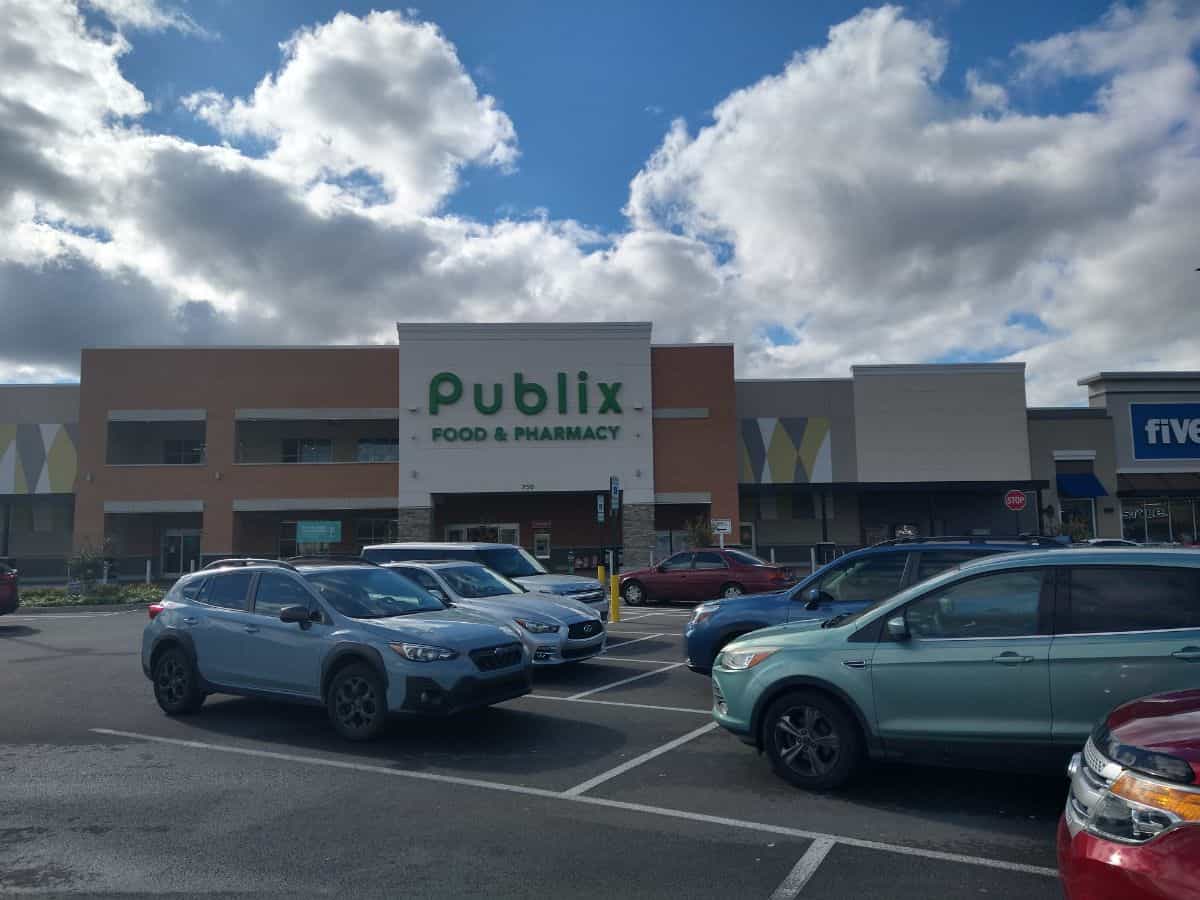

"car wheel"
[327,663,387,742]
[152,646,205,716]
[622,580,646,606]
[762,690,862,791]
[720,583,744,599]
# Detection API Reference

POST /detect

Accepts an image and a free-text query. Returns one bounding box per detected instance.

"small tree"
[684,516,714,549]
[68,539,114,594]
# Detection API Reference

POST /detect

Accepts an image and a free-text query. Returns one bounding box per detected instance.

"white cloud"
[84,0,209,36]
[183,11,517,215]
[0,1,1198,407]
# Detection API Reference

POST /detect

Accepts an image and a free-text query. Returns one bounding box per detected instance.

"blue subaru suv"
[685,537,1063,674]
[142,558,533,740]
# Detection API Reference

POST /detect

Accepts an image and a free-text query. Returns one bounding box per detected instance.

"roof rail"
[871,535,1062,548]
[284,555,380,566]
[201,557,298,571]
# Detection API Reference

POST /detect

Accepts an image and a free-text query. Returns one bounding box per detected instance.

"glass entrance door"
[162,530,202,576]
[445,523,519,544]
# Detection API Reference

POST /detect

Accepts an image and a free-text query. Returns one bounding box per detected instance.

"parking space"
[0,606,1066,897]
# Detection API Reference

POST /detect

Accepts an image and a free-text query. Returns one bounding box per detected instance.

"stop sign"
[1004,490,1028,512]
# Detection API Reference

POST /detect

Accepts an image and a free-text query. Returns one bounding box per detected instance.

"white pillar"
[145,559,152,584]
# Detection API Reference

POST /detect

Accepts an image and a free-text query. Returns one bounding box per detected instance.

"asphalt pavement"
[0,605,1068,898]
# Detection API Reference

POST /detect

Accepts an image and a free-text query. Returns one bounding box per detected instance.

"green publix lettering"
[429,371,622,415]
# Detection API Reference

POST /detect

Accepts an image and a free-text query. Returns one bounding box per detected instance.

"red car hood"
[1107,689,1200,782]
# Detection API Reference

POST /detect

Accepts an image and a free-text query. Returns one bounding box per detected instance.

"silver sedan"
[382,560,606,665]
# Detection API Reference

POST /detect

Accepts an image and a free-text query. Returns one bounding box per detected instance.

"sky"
[1,0,1198,404]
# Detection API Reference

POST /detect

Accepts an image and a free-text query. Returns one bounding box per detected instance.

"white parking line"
[604,633,663,650]
[562,722,719,796]
[605,628,672,635]
[568,662,684,699]
[769,839,835,899]
[5,611,129,619]
[597,656,685,665]
[89,728,1059,878]
[523,694,709,715]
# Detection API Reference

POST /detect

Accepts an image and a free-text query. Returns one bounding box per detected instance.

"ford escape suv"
[141,558,532,740]
[710,548,1200,790]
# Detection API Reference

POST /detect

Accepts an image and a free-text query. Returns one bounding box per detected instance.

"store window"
[1059,498,1096,541]
[1121,499,1199,544]
[355,518,399,544]
[279,521,331,558]
[357,438,399,462]
[281,438,332,463]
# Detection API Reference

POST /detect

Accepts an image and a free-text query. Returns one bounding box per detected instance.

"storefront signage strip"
[431,425,621,443]
[429,372,622,416]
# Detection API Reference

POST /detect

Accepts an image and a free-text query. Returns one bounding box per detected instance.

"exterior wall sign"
[1131,403,1200,460]
[739,417,832,484]
[0,423,78,494]
[296,520,341,543]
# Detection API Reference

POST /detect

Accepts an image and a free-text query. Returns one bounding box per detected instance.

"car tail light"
[147,603,164,620]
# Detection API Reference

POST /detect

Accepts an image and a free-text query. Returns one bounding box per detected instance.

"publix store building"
[2,322,1199,579]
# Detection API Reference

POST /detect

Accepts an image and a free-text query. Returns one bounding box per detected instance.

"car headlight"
[515,618,560,635]
[390,642,458,662]
[717,647,779,670]
[690,602,720,626]
[1086,772,1200,843]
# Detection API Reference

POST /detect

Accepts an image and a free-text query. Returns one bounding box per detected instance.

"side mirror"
[886,614,909,641]
[279,605,311,625]
[803,588,834,610]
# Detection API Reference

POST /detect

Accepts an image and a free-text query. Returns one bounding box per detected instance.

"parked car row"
[142,554,606,740]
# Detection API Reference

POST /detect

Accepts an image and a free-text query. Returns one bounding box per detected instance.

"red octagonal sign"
[1004,490,1028,512]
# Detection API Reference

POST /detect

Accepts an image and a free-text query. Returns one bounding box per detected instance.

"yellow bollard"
[609,574,621,623]
[597,564,606,589]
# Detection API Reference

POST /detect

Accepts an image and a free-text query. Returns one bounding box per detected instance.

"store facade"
[3,326,1197,581]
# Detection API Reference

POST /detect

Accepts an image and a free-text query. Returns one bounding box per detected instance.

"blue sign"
[1131,403,1200,460]
[296,520,341,543]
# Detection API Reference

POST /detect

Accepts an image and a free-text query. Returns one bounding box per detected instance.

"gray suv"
[141,558,532,740]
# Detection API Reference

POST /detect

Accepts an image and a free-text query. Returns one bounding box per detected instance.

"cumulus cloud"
[0,1,1198,405]
[183,11,517,214]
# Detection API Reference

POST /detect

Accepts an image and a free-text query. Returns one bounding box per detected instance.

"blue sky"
[111,0,1113,233]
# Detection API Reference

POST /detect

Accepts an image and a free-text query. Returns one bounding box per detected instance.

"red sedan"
[1059,689,1200,900]
[619,548,794,605]
[0,563,19,616]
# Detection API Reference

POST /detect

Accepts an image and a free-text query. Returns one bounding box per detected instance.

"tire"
[152,646,205,716]
[326,663,387,742]
[719,582,745,599]
[622,580,646,606]
[762,690,863,791]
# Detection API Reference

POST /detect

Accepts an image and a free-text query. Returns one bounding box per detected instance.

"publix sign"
[428,371,623,444]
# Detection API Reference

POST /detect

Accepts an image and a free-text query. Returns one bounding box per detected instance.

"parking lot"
[1,604,1067,898]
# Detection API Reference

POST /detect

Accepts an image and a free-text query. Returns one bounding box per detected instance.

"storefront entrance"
[162,529,201,576]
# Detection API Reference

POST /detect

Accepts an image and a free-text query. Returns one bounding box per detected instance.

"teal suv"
[711,548,1200,790]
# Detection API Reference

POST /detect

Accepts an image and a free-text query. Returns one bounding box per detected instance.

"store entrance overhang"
[739,481,1049,494]
[1117,473,1200,497]
[1056,474,1108,498]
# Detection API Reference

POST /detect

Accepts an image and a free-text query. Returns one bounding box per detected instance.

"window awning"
[1117,473,1200,497]
[1056,473,1108,498]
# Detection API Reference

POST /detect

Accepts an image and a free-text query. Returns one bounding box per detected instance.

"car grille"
[570,590,604,603]
[469,643,523,672]
[1069,739,1116,822]
[562,645,602,660]
[567,620,604,640]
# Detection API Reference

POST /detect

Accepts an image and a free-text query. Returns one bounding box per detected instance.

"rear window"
[168,576,207,602]
[1063,566,1200,634]
[725,550,768,566]
[916,550,996,581]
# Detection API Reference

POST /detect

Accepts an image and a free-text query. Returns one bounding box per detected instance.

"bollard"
[609,574,620,624]
[770,547,776,564]
[145,559,151,584]
[597,563,606,590]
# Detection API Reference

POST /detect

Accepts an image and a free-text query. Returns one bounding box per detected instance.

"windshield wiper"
[821,613,853,629]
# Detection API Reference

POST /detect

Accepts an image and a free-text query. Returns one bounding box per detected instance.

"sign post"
[712,517,732,549]
[608,476,621,623]
[1004,490,1028,536]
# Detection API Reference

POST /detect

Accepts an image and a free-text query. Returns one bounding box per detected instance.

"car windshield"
[439,565,524,599]
[478,547,547,578]
[304,567,445,619]
[725,549,768,566]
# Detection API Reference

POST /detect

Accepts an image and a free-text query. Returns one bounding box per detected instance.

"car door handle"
[182,616,199,626]
[243,625,259,634]
[1171,647,1200,661]
[991,652,1034,665]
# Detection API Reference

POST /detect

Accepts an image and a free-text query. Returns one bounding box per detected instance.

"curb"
[12,602,150,615]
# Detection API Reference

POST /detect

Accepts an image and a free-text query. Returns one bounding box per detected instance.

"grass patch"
[20,583,167,608]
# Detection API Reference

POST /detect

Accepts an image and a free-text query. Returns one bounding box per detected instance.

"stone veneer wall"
[622,503,655,569]
[395,506,433,541]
